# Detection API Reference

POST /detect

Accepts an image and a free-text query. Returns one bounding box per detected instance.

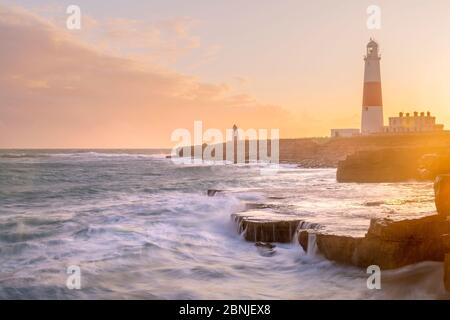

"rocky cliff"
[337,147,450,183]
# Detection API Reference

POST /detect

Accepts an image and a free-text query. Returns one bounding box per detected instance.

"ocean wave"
[0,151,170,160]
[0,154,441,299]
[49,152,167,159]
[0,153,50,159]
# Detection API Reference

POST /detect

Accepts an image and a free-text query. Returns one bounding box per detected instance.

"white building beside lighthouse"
[361,39,384,134]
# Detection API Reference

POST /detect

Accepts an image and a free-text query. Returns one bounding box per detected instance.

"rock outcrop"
[255,242,277,257]
[299,231,362,264]
[337,147,450,183]
[337,148,427,182]
[445,254,450,292]
[298,214,450,269]
[434,175,450,216]
[232,211,302,243]
[419,154,450,180]
[243,203,281,211]
[207,189,225,197]
[232,210,320,243]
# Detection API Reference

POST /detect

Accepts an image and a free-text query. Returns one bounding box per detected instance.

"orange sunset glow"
[2,0,450,304]
[1,1,450,148]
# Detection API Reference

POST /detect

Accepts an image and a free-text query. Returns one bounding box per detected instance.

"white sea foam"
[0,151,446,299]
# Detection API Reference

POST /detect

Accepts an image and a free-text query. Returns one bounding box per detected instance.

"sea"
[0,149,449,299]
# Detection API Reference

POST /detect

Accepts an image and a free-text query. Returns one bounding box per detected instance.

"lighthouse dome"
[367,39,378,48]
[366,39,379,57]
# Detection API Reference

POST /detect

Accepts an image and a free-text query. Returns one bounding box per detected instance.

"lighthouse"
[361,39,384,134]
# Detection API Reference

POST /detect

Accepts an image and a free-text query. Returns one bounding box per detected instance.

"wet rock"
[297,221,321,230]
[353,235,444,270]
[434,175,450,217]
[255,241,276,249]
[298,230,309,250]
[207,189,225,197]
[255,242,276,257]
[445,254,450,292]
[298,231,363,264]
[299,214,450,269]
[243,203,280,211]
[232,211,303,243]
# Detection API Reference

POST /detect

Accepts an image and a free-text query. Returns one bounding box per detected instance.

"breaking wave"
[0,150,444,299]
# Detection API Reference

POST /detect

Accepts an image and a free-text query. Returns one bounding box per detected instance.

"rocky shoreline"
[298,215,450,269]
[209,173,450,292]
[202,132,450,293]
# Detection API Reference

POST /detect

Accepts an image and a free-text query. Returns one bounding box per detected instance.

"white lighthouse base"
[361,106,384,134]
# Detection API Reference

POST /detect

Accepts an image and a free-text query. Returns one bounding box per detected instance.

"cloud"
[83,16,201,65]
[233,76,250,86]
[0,5,297,148]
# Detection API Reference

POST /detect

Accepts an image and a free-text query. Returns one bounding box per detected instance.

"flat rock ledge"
[298,214,450,270]
[231,210,319,243]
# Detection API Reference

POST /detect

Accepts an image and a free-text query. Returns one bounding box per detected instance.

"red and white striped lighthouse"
[361,39,384,134]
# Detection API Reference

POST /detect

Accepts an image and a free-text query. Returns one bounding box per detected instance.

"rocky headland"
[179,131,450,169]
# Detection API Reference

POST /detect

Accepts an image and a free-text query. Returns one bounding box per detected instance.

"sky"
[1,0,450,148]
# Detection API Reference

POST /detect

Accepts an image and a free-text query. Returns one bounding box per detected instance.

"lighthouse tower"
[361,39,384,134]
